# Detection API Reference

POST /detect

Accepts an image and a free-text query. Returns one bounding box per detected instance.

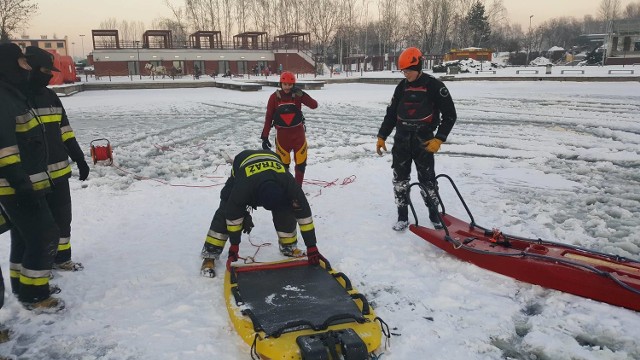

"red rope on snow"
[238,236,273,264]
[238,235,307,264]
[111,163,227,188]
[303,175,356,188]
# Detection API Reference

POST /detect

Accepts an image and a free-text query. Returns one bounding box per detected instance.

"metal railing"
[93,39,313,51]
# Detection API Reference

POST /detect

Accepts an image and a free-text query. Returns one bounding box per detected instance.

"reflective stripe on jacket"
[29,87,84,183]
[0,81,51,196]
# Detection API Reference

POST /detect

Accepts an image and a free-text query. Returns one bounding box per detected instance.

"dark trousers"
[203,200,298,255]
[1,196,59,303]
[47,180,73,263]
[391,132,440,221]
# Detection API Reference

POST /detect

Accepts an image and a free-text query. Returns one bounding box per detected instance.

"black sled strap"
[296,329,368,360]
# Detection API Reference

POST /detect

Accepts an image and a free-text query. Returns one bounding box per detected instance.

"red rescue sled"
[408,174,640,312]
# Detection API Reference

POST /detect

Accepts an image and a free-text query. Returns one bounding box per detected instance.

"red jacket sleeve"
[261,93,277,139]
[299,93,318,109]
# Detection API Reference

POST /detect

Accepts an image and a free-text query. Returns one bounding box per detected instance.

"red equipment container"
[46,50,77,85]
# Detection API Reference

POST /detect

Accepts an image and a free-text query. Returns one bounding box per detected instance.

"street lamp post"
[79,34,85,60]
[135,41,141,79]
[364,0,369,72]
[71,42,75,60]
[525,15,534,66]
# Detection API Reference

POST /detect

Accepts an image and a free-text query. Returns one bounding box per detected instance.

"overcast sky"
[23,0,632,57]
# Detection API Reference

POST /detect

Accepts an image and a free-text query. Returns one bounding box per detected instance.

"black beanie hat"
[25,46,60,72]
[0,43,26,74]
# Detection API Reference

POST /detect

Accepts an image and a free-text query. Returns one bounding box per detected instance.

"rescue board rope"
[111,162,228,188]
[304,175,356,188]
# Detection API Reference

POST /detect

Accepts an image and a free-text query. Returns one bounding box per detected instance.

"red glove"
[307,246,321,265]
[226,244,240,270]
[228,244,239,262]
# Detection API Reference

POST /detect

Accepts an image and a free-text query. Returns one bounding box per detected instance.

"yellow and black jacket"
[0,81,51,197]
[28,87,84,184]
[223,150,316,247]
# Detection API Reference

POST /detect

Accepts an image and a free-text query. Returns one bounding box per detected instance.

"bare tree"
[304,0,342,63]
[247,0,270,35]
[120,20,146,43]
[537,17,582,51]
[184,0,210,31]
[99,18,119,30]
[581,14,602,33]
[336,0,358,64]
[233,0,249,33]
[623,1,640,18]
[449,0,475,49]
[433,0,454,53]
[402,0,434,52]
[0,0,38,41]
[490,22,523,52]
[485,0,507,26]
[376,0,401,67]
[599,0,621,22]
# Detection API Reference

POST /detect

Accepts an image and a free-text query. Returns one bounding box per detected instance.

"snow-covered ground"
[1,80,639,360]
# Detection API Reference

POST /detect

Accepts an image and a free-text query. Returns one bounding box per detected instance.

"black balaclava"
[0,43,30,93]
[25,46,56,89]
[28,70,53,89]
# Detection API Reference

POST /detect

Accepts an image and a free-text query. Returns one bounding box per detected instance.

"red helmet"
[280,71,296,84]
[398,47,422,70]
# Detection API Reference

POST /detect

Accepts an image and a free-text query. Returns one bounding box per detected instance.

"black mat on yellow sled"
[225,258,385,360]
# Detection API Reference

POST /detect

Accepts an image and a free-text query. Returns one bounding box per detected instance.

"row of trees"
[99,0,640,65]
[3,0,640,63]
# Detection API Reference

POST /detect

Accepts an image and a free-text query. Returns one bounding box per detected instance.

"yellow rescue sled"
[224,257,388,359]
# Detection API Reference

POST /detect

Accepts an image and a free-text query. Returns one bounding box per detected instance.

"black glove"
[76,159,90,181]
[242,213,254,234]
[262,138,272,150]
[228,244,240,262]
[307,246,321,265]
[292,87,304,97]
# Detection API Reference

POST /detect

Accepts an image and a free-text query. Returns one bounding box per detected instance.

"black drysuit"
[377,73,457,220]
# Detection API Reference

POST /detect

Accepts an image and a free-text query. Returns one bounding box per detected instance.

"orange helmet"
[398,47,423,70]
[280,71,296,84]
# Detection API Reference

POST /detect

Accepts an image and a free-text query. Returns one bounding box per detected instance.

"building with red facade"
[88,29,317,77]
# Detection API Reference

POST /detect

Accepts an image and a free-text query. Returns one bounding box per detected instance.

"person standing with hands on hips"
[261,71,318,186]
[376,47,457,231]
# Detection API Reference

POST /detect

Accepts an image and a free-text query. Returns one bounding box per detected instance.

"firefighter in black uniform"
[1,209,8,341]
[25,46,89,272]
[376,47,457,232]
[200,150,321,277]
[0,43,63,312]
